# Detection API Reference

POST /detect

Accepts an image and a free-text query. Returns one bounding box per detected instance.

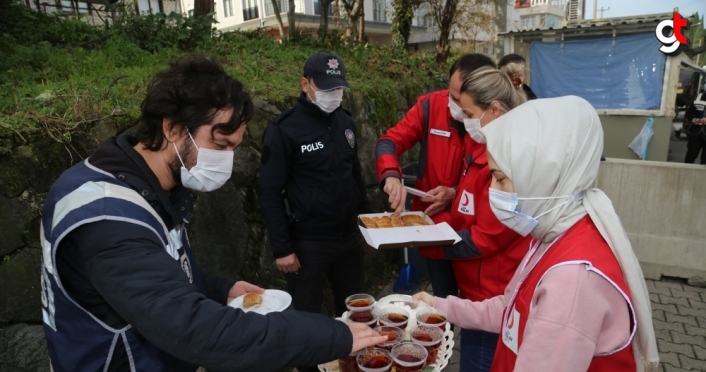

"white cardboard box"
[358,211,461,250]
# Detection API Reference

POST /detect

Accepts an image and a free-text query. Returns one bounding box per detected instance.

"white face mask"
[448,97,466,122]
[173,132,234,192]
[307,81,343,113]
[463,110,487,144]
[488,188,580,237]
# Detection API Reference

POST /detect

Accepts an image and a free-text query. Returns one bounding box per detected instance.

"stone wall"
[0,90,422,371]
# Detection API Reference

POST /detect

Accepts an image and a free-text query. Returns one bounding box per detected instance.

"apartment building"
[176,0,439,47]
[23,0,501,54]
[23,0,181,25]
[507,0,585,32]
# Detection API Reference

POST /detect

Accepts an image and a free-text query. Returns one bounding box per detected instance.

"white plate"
[227,289,292,314]
[404,186,432,198]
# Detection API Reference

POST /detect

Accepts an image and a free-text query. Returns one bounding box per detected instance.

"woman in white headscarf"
[414,96,659,371]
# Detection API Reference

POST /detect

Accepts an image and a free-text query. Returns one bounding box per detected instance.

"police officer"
[41,54,384,372]
[684,90,706,164]
[258,52,372,328]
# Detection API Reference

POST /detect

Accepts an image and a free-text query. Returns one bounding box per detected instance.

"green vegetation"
[0,0,449,141]
[686,13,705,66]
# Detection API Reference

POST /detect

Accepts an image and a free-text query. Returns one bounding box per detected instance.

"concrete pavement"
[648,278,706,371]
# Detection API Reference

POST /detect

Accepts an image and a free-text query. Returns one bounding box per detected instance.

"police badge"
[345,129,355,148]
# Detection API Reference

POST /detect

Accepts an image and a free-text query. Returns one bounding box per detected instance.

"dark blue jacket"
[258,93,372,259]
[42,134,353,371]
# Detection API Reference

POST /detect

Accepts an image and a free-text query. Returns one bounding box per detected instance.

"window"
[76,1,89,13]
[549,0,566,8]
[266,0,304,15]
[373,0,385,22]
[136,0,161,13]
[314,1,334,15]
[546,14,561,28]
[416,8,435,27]
[242,0,258,20]
[423,13,434,27]
[223,0,233,17]
[57,0,72,12]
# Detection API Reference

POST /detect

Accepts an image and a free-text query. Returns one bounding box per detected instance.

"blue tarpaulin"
[529,33,667,110]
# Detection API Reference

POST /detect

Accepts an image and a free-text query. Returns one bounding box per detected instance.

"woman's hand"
[413,291,435,307]
[421,186,455,217]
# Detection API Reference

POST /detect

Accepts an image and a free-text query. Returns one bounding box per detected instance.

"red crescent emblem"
[507,312,515,329]
[461,193,470,207]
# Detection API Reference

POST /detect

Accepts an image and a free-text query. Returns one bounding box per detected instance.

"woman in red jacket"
[422,66,529,372]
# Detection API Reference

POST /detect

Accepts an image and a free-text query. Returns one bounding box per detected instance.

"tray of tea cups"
[318,305,454,371]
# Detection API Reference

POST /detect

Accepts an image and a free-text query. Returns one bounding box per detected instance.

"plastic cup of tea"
[346,294,376,312]
[356,347,393,372]
[373,326,404,352]
[346,309,378,328]
[376,306,410,330]
[409,325,444,366]
[338,350,361,372]
[391,342,428,372]
[415,307,448,331]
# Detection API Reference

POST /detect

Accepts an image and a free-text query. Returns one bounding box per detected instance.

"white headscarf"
[482,96,659,371]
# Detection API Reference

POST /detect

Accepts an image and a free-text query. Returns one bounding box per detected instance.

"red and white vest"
[491,216,637,372]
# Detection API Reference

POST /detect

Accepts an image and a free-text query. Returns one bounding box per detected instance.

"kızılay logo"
[655,12,689,56]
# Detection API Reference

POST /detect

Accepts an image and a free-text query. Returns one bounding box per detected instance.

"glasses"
[409,325,444,366]
[373,326,404,352]
[376,306,410,330]
[391,342,428,372]
[415,307,448,331]
[356,347,393,372]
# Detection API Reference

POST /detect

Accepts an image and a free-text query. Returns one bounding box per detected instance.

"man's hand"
[421,186,455,217]
[346,322,388,353]
[276,253,301,274]
[227,281,265,303]
[412,291,435,307]
[382,177,407,215]
[693,118,705,125]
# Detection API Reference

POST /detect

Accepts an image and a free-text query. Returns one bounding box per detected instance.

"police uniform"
[684,92,706,164]
[258,53,371,320]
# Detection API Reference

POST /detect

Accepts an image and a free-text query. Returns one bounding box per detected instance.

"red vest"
[447,145,531,301]
[491,216,636,372]
[376,90,478,258]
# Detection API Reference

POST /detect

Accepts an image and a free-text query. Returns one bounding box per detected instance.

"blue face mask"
[488,188,580,237]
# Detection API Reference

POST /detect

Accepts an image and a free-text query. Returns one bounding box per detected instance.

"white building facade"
[506,0,585,32]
